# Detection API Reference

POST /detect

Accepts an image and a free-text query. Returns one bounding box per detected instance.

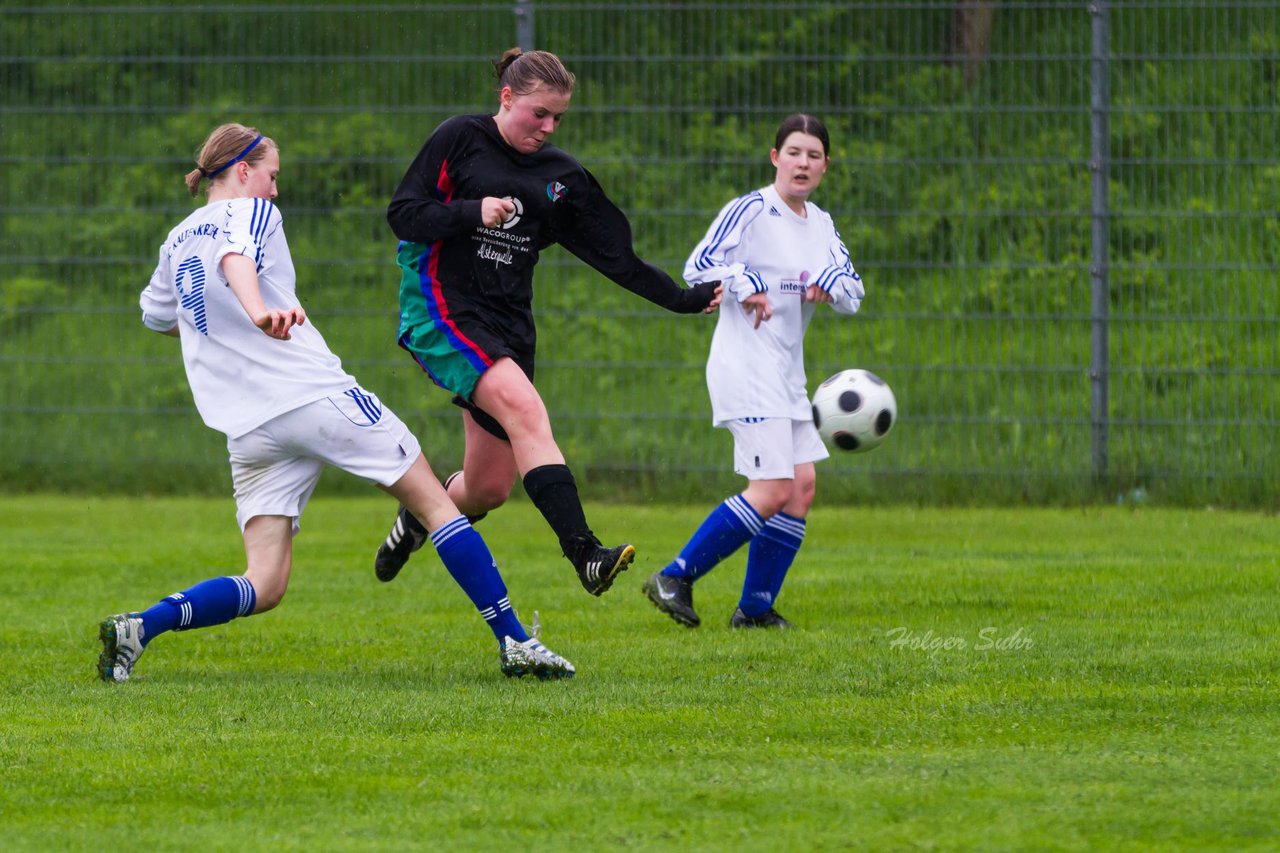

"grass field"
[1,495,1276,850]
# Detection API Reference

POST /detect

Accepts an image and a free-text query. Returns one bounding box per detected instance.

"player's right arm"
[221,253,304,340]
[217,199,305,340]
[386,117,487,243]
[684,193,767,302]
[685,193,770,324]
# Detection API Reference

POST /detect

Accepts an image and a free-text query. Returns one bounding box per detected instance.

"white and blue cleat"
[98,613,146,683]
[500,612,575,680]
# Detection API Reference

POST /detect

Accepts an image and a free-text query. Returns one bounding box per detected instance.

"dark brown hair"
[184,123,277,198]
[774,113,830,157]
[492,47,576,96]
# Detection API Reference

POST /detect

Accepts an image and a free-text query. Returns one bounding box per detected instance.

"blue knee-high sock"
[740,512,806,617]
[662,495,764,582]
[138,576,257,646]
[430,515,528,643]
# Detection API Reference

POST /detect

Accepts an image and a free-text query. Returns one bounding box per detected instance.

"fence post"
[1089,1,1111,484]
[515,0,535,50]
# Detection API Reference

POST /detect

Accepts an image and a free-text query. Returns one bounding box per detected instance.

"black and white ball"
[811,369,897,453]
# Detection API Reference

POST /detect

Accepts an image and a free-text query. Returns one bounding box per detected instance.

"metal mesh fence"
[1,1,1276,505]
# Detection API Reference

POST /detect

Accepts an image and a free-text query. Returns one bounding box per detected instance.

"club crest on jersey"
[546,181,568,202]
[500,196,523,229]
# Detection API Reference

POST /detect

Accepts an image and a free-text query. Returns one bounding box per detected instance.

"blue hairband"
[204,134,263,179]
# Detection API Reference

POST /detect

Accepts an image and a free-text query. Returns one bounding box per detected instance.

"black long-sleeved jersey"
[389,114,716,354]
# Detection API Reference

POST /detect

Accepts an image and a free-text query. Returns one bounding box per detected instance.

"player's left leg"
[387,454,574,679]
[733,456,820,629]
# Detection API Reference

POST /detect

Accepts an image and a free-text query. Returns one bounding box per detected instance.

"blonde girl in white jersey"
[98,123,574,683]
[643,114,864,629]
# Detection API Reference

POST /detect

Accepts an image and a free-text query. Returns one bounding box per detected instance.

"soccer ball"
[811,369,897,453]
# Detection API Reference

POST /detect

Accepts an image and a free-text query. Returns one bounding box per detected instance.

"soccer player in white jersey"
[642,114,864,629]
[98,123,573,682]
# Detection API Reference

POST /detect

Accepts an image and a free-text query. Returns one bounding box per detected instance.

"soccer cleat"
[374,504,427,582]
[642,571,700,627]
[729,607,794,629]
[98,613,146,682]
[499,612,575,680]
[572,540,636,596]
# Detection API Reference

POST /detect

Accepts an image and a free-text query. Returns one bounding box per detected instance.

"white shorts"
[226,387,422,532]
[724,417,828,480]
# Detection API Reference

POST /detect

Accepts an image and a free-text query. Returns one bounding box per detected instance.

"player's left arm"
[554,169,721,315]
[804,217,864,315]
[140,248,180,336]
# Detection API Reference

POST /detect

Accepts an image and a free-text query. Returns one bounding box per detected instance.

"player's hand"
[703,283,724,314]
[679,280,721,314]
[254,307,306,340]
[804,283,832,304]
[481,196,517,228]
[743,293,772,328]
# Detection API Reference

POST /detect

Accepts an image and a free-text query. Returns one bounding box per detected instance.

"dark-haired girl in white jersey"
[643,114,864,629]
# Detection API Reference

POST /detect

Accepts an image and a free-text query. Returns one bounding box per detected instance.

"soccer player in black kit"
[374,48,722,596]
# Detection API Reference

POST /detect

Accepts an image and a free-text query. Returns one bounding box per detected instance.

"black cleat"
[374,505,427,582]
[572,541,636,596]
[642,571,700,627]
[729,607,793,629]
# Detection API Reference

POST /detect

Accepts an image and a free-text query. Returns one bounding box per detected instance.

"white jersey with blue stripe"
[140,198,357,438]
[683,184,864,426]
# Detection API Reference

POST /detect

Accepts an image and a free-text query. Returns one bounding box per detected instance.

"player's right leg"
[641,493,764,628]
[644,419,802,628]
[472,359,635,595]
[277,389,572,678]
[378,317,517,580]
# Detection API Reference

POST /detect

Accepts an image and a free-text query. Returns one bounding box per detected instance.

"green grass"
[2,495,1277,850]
